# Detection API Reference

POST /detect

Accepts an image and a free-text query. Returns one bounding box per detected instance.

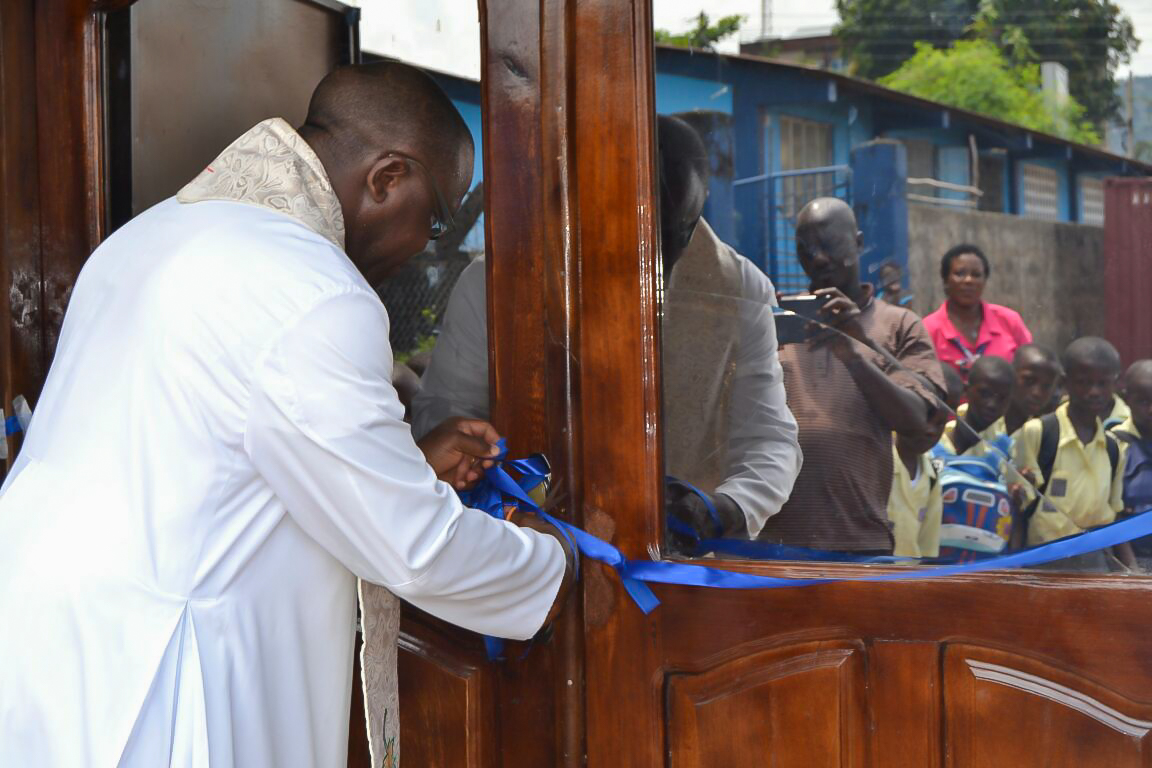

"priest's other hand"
[417,417,502,490]
[507,508,577,627]
[665,480,747,555]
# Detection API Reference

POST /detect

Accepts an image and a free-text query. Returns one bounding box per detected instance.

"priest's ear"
[365,154,411,204]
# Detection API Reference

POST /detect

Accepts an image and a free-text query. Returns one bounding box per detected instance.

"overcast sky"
[356,0,1152,80]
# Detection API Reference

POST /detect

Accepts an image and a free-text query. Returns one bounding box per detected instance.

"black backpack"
[1031,412,1120,500]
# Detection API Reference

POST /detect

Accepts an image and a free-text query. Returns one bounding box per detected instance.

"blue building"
[420,45,1151,293]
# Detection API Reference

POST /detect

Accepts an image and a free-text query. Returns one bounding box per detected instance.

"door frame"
[476,0,1152,765]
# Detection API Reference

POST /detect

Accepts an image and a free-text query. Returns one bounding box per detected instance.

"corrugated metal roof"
[657,43,1152,175]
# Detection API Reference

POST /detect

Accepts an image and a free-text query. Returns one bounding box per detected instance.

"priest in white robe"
[0,63,571,767]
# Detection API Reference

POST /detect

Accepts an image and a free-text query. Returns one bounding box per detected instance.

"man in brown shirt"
[758,198,946,553]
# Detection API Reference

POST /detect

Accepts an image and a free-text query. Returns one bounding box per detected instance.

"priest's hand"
[417,417,502,490]
[507,508,576,627]
[665,480,747,555]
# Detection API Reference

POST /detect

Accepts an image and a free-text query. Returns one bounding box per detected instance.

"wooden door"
[0,0,43,474]
[13,2,1152,766]
[395,1,1152,766]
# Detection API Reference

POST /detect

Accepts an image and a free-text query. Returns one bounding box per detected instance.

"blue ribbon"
[666,477,724,540]
[4,415,21,436]
[459,442,598,659]
[669,480,912,563]
[461,447,1152,621]
[690,537,915,563]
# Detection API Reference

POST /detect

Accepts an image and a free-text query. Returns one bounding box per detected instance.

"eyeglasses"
[385,152,456,241]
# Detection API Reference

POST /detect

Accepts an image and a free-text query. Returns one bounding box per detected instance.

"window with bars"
[1019,164,1061,221]
[778,116,835,217]
[779,115,833,171]
[769,115,842,293]
[1079,177,1105,226]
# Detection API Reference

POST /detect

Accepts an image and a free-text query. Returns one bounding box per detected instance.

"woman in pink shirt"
[921,244,1032,381]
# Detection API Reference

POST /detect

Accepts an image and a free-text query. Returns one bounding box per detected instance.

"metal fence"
[376,183,486,364]
[734,164,853,294]
[375,250,477,362]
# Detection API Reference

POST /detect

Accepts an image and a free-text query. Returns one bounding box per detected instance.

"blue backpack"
[933,435,1015,562]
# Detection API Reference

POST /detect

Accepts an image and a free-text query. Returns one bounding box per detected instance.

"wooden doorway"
[8,1,1152,766]
[396,1,1152,766]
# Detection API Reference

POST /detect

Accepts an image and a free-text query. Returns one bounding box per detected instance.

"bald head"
[1062,337,1122,417]
[969,355,1014,388]
[1011,343,1062,419]
[298,62,475,282]
[658,116,709,192]
[657,116,709,267]
[965,355,1015,428]
[1124,360,1152,434]
[797,197,857,232]
[1126,359,1152,385]
[1063,337,1122,376]
[1014,343,1060,373]
[301,62,472,180]
[795,197,862,294]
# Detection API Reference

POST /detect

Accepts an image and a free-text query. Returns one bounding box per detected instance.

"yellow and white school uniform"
[888,441,942,557]
[1014,403,1126,546]
[1105,395,1131,429]
[1112,415,1141,442]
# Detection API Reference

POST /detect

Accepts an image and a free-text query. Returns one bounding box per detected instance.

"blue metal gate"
[733,165,852,294]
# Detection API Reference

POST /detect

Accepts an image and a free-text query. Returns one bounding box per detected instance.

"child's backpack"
[1034,412,1120,497]
[934,435,1015,562]
[1022,413,1121,542]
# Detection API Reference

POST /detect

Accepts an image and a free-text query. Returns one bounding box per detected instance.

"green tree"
[836,0,973,79]
[836,0,1139,124]
[879,40,1100,143]
[654,12,743,51]
[970,0,1138,128]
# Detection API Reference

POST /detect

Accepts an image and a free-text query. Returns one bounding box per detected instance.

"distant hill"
[1107,75,1152,160]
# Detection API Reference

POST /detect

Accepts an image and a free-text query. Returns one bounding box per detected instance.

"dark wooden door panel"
[869,641,941,768]
[0,0,41,476]
[666,640,867,768]
[397,614,498,768]
[943,644,1152,767]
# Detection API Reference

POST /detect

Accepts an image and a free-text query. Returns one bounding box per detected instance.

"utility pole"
[761,0,773,40]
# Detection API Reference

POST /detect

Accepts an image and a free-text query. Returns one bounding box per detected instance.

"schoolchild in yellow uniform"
[1004,344,1062,436]
[1113,361,1152,452]
[1014,338,1126,567]
[1109,360,1152,568]
[939,356,1014,457]
[888,407,950,557]
[1104,392,1131,430]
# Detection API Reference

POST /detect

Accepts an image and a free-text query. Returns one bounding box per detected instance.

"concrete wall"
[907,206,1104,353]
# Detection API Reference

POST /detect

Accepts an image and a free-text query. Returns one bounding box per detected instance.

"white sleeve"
[715,259,803,538]
[245,288,564,640]
[411,258,491,440]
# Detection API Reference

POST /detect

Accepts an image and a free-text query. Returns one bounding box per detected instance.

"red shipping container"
[1105,178,1152,364]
